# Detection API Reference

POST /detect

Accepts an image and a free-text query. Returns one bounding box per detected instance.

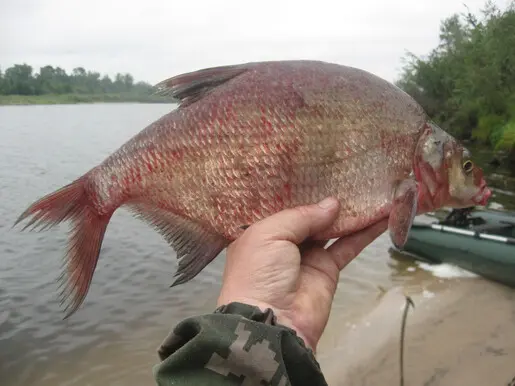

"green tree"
[3,64,36,95]
[0,68,4,94]
[396,0,515,163]
[0,64,156,97]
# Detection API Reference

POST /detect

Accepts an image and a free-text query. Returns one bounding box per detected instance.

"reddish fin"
[130,203,228,286]
[389,179,418,249]
[154,64,249,107]
[14,177,112,319]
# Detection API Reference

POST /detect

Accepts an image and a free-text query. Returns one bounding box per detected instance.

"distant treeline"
[0,63,155,96]
[396,0,515,163]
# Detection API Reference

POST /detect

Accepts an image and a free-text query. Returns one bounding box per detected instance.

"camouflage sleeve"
[152,302,328,386]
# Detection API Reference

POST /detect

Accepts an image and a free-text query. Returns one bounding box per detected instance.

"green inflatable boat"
[402,208,515,288]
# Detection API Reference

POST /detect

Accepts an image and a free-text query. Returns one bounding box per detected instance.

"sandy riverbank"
[318,278,515,386]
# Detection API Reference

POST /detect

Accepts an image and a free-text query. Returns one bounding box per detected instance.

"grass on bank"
[477,118,515,160]
[492,121,515,163]
[0,92,176,105]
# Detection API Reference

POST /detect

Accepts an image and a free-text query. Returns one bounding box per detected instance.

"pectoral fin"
[389,179,418,249]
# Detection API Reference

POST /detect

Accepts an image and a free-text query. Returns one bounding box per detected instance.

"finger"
[301,247,340,294]
[251,197,340,245]
[296,248,341,348]
[299,239,330,254]
[327,218,388,270]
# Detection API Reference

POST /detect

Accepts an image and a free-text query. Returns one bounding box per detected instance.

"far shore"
[0,93,177,106]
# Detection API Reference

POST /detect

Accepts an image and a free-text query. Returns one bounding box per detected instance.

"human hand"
[217,197,388,352]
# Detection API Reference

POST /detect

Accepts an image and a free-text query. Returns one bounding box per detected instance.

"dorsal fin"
[154,64,249,107]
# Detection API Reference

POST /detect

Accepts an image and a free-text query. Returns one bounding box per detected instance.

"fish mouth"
[472,183,492,206]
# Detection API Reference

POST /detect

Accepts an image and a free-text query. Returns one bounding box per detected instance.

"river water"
[0,103,514,386]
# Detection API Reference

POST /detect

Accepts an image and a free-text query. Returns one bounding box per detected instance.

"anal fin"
[389,179,418,249]
[130,204,229,286]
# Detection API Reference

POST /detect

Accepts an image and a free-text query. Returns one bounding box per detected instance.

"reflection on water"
[0,104,513,385]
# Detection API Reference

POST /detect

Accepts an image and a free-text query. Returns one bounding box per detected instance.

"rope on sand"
[400,295,415,386]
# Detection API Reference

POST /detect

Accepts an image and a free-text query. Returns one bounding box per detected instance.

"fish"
[14,60,491,318]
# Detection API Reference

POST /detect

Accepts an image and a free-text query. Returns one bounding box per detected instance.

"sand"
[318,278,515,386]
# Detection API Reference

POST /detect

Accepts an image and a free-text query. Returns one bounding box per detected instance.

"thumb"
[251,197,340,245]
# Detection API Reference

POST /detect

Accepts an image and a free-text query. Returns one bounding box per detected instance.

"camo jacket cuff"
[153,302,328,386]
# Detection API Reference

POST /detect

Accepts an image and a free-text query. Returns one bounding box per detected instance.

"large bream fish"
[15,60,491,317]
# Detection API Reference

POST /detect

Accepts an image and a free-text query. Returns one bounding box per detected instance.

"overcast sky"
[0,0,509,85]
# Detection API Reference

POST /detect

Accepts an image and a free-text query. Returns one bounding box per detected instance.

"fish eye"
[462,160,474,173]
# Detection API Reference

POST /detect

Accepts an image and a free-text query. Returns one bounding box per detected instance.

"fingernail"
[317,197,337,209]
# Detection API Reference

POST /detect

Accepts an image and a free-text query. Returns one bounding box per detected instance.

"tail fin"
[14,176,112,319]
